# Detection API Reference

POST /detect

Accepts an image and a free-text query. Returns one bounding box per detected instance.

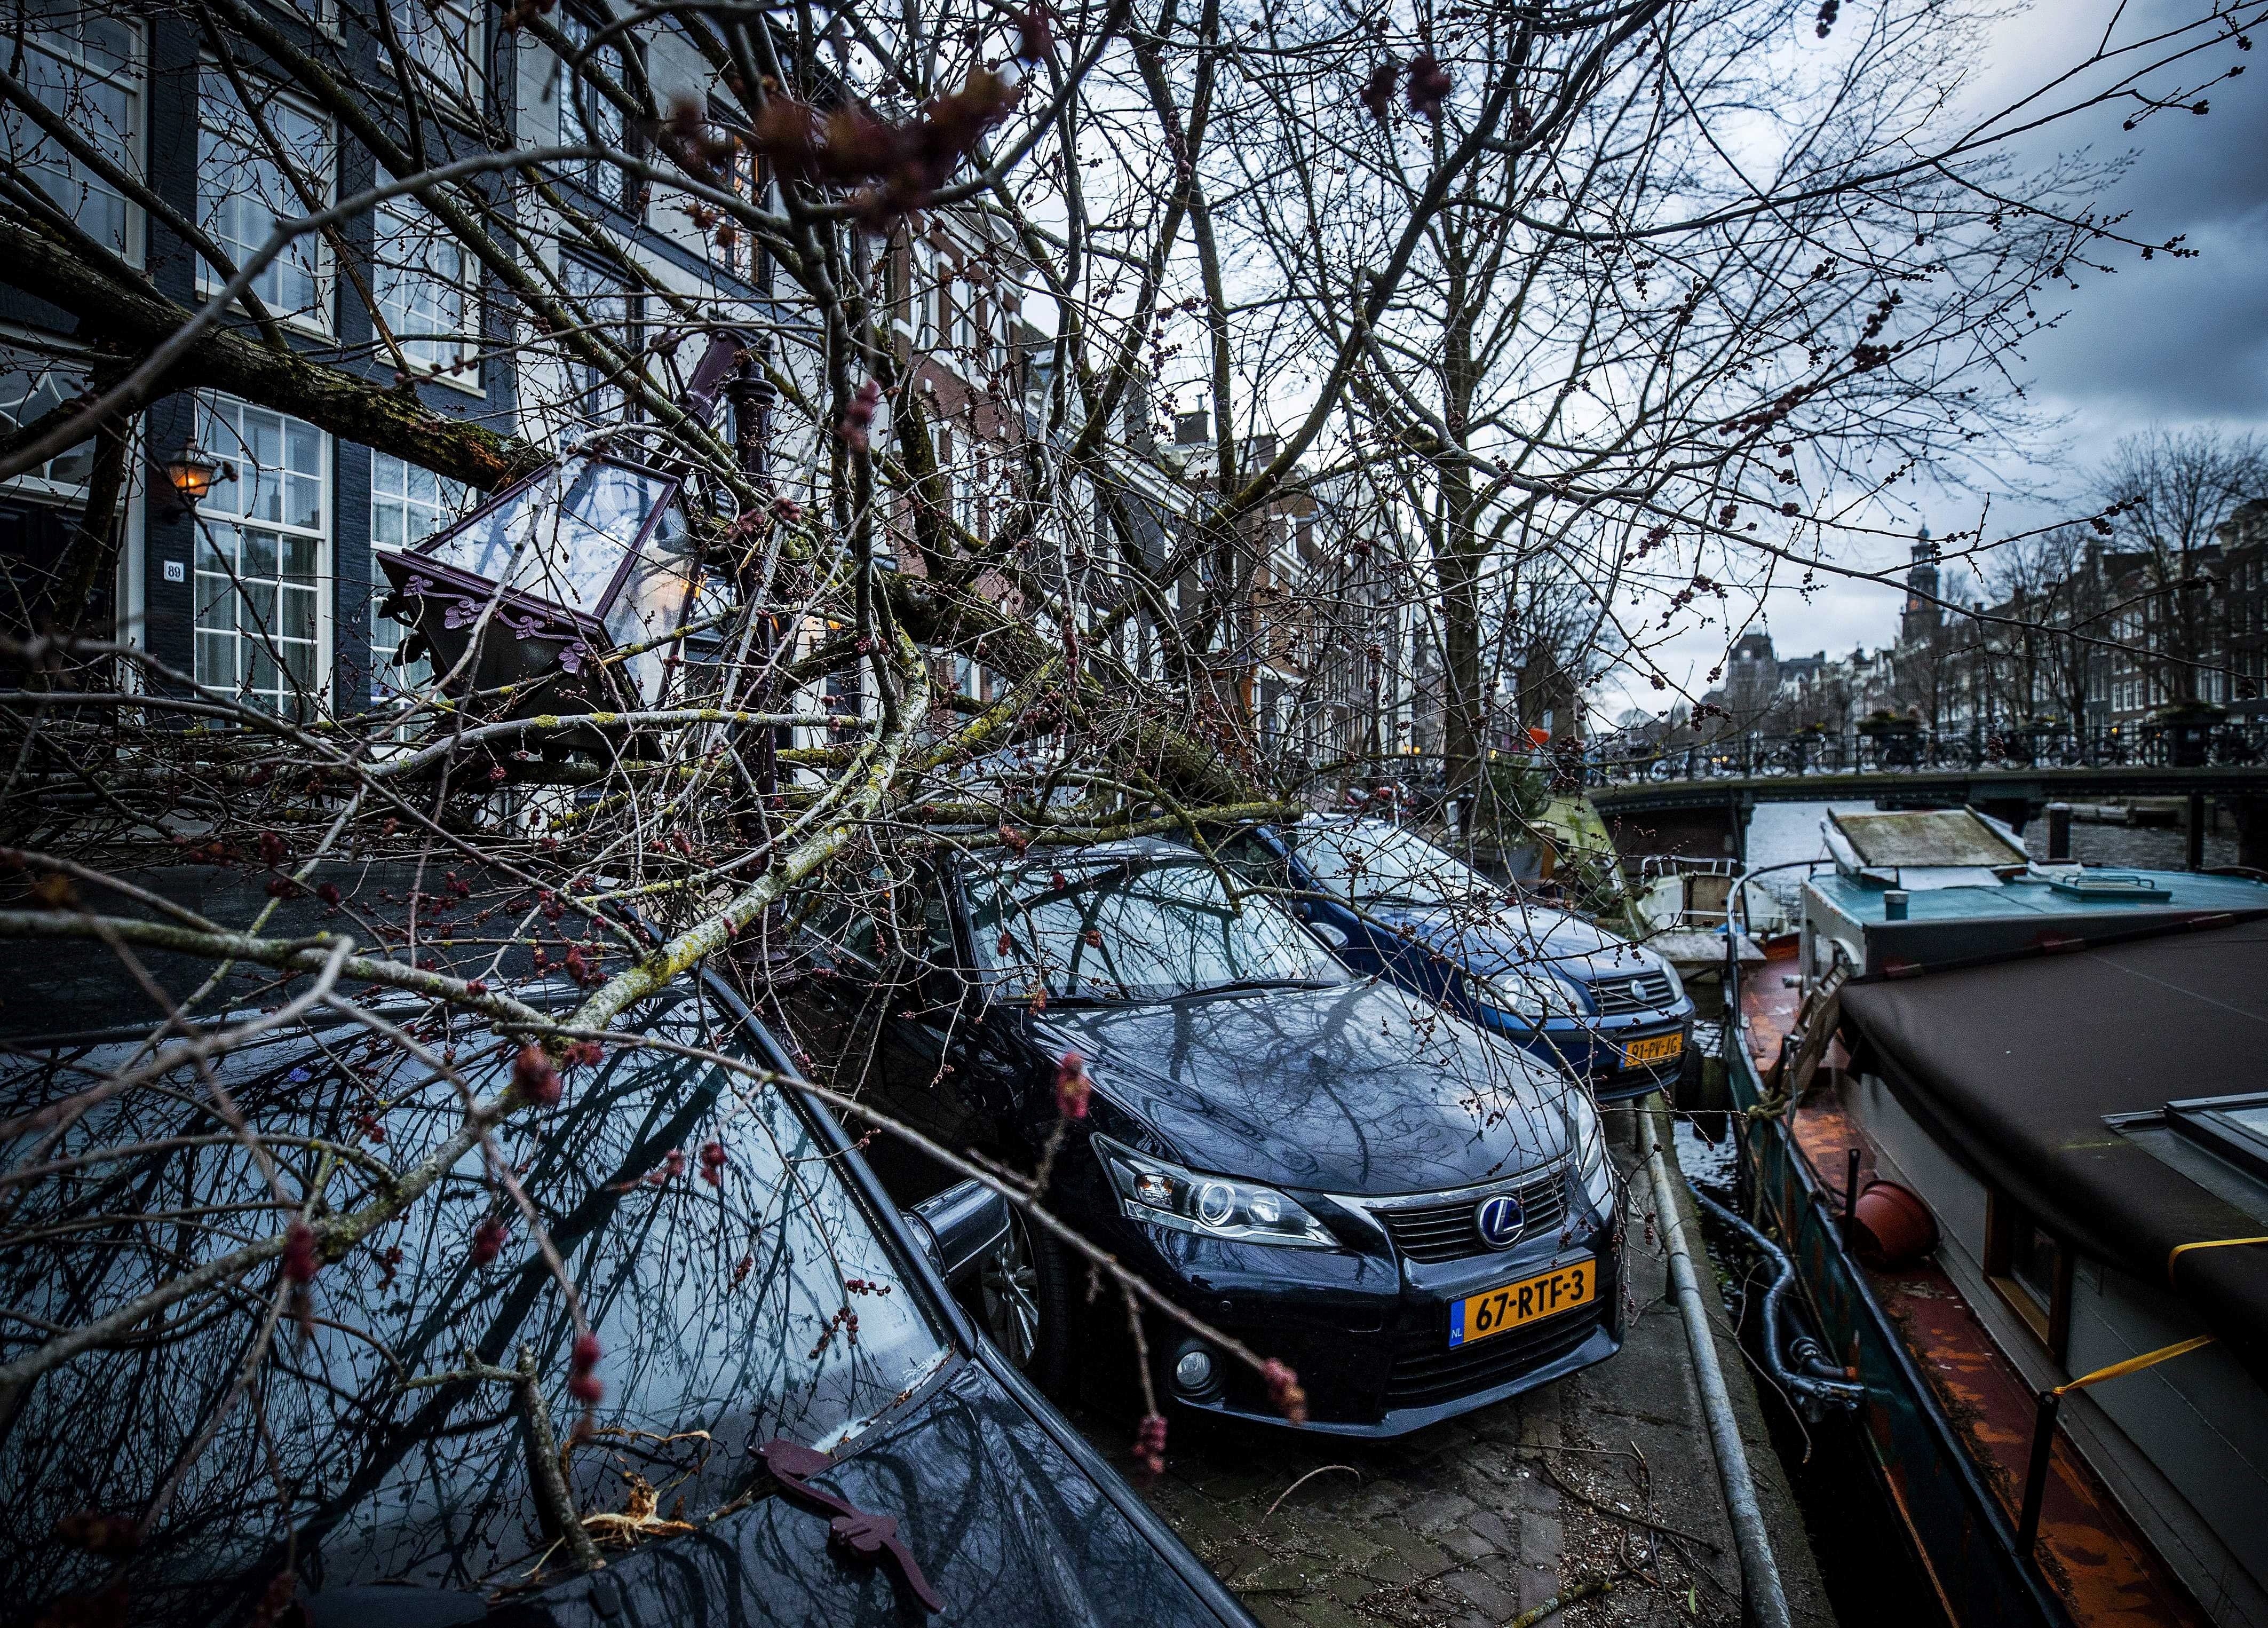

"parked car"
[781,837,1623,1438]
[1,968,1254,1628]
[1215,818,1695,1102]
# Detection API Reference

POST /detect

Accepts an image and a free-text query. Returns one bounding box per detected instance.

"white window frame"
[368,449,465,707]
[192,394,331,718]
[374,195,479,391]
[554,7,631,212]
[0,332,107,502]
[389,0,483,104]
[951,278,974,352]
[196,69,336,335]
[912,240,938,349]
[4,2,146,267]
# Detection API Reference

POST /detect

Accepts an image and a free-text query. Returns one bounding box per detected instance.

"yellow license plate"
[1450,1258,1597,1348]
[1622,1032,1684,1068]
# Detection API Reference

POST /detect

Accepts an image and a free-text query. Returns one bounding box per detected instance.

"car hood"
[1365,900,1659,986]
[1044,982,1572,1196]
[513,1356,1240,1628]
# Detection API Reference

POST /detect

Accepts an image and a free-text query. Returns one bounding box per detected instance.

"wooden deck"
[1740,943,2208,1628]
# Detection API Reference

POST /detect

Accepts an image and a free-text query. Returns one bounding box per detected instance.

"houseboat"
[1728,807,2268,1627]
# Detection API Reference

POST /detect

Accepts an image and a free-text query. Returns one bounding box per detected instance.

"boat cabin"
[1733,807,2268,1626]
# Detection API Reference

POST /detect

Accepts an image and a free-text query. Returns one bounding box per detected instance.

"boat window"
[1985,1192,2073,1360]
[2164,1092,2268,1186]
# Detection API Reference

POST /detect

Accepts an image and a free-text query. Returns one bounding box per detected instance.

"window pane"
[280,584,317,643]
[199,70,332,329]
[194,574,237,631]
[3,7,143,262]
[283,532,319,581]
[195,631,235,687]
[0,347,96,489]
[281,637,315,691]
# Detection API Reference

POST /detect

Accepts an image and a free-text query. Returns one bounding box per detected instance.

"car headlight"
[1469,969,1563,1028]
[1568,1094,1617,1215]
[1657,960,1686,1007]
[1095,1135,1337,1249]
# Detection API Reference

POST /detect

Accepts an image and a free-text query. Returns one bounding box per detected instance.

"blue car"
[1219,817,1695,1102]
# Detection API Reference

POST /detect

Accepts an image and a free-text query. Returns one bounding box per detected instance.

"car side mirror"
[901,1180,1011,1285]
[1307,919,1350,949]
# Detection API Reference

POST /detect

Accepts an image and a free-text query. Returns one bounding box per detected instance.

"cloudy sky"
[1612,0,2268,716]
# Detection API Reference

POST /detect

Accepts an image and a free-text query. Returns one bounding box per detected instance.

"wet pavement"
[1072,1102,1836,1627]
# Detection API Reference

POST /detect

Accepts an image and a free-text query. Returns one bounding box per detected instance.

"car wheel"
[973,1206,1075,1397]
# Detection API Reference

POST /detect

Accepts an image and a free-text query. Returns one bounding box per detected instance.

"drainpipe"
[1638,1096,1791,1628]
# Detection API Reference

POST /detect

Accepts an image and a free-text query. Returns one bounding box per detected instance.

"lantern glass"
[402,452,701,706]
[165,446,221,505]
[424,456,673,612]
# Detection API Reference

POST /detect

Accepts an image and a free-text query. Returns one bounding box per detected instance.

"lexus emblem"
[1474,1194,1525,1250]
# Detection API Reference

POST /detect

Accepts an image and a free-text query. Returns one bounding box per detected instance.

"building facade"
[1,0,782,720]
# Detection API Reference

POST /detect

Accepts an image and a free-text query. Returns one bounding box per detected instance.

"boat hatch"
[1829,807,2027,870]
[2041,870,2172,902]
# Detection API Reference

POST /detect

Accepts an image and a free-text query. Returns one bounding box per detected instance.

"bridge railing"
[1584,721,2268,787]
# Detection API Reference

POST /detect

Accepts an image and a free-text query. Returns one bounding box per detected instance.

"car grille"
[1585,971,1675,1015]
[1372,1166,1570,1265]
[1384,1304,1602,1409]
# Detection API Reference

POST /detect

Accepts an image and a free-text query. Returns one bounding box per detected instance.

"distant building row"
[1702,507,2268,740]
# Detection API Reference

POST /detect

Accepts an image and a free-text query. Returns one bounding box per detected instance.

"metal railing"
[1584,721,2268,786]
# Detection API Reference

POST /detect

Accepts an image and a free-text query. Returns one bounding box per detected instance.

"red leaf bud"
[282,1220,320,1284]
[470,1217,509,1266]
[512,1045,562,1108]
[1054,1051,1091,1119]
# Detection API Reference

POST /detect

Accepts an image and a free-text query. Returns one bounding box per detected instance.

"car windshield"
[1293,820,1494,907]
[969,852,1340,1002]
[2,991,948,1623]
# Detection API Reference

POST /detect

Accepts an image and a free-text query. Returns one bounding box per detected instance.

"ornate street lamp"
[377,451,720,723]
[375,330,772,744]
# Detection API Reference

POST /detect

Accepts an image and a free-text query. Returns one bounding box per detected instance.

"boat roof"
[1806,864,2268,931]
[1839,918,2268,1387]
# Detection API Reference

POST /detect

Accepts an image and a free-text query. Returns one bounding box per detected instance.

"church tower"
[1900,527,1941,643]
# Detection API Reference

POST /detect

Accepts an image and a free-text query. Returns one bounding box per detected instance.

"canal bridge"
[1578,728,2268,869]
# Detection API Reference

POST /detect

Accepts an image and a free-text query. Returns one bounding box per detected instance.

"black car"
[0,969,1254,1628]
[1216,818,1696,1102]
[783,838,1624,1438]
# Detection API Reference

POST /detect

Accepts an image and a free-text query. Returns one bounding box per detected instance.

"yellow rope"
[2052,1334,2215,1398]
[2166,1235,2268,1284]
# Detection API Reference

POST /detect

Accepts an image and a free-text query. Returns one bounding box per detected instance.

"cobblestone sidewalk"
[1074,1107,1834,1628]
